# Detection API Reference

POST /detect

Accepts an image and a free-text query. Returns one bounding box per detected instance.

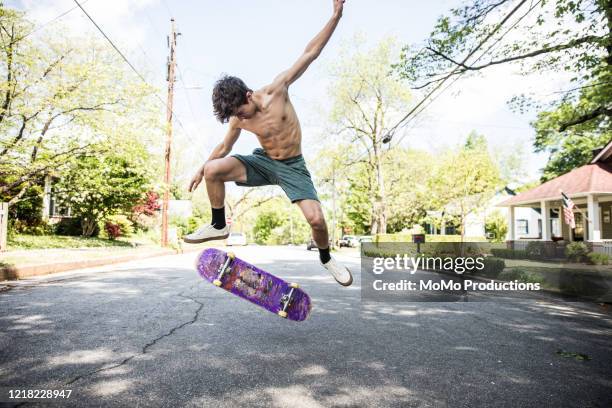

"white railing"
[591,241,612,256]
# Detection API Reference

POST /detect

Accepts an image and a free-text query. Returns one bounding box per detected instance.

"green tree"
[532,83,611,180]
[384,147,433,233]
[429,136,501,241]
[327,36,413,234]
[395,0,611,179]
[253,211,283,244]
[0,7,162,206]
[54,143,153,236]
[485,210,509,243]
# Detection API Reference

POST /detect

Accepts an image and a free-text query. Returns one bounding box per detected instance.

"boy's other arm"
[271,0,345,89]
[188,119,241,192]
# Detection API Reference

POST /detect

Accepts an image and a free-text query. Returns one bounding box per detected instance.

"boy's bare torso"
[234,86,302,160]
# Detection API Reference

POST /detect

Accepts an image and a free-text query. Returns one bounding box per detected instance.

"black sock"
[318,246,331,264]
[211,207,226,229]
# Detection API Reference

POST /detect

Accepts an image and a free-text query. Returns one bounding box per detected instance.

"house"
[497,139,612,254]
[42,174,72,221]
[42,174,192,221]
[425,188,540,239]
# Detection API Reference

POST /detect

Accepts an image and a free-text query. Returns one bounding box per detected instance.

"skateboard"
[195,248,312,321]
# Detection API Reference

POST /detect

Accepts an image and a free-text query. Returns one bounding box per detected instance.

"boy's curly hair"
[212,75,252,123]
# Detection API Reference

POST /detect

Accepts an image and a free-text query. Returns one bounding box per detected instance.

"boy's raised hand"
[333,0,345,17]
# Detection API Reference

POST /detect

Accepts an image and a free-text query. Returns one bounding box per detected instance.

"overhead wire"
[390,0,543,148]
[18,0,91,40]
[71,0,207,160]
[381,0,531,145]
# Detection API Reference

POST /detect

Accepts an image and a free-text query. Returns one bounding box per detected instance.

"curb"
[0,244,207,281]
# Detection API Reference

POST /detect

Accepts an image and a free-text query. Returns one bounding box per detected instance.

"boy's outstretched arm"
[272,0,345,88]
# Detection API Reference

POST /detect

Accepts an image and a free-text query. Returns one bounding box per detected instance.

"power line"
[72,0,149,85]
[342,0,539,166]
[71,0,206,160]
[390,0,543,148]
[19,0,91,40]
[381,0,531,144]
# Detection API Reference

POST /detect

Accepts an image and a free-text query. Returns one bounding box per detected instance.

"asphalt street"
[1,245,611,407]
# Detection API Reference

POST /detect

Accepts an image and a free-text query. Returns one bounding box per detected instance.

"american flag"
[561,191,576,229]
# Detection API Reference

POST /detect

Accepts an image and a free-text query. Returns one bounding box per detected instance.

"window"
[517,219,528,235]
[49,195,71,217]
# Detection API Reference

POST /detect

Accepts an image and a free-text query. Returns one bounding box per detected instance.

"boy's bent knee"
[203,161,221,181]
[308,214,326,230]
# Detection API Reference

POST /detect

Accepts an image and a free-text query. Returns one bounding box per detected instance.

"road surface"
[1,245,611,407]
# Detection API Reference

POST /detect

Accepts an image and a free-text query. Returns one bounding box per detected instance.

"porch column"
[541,200,551,241]
[42,174,51,221]
[587,194,601,241]
[506,206,515,241]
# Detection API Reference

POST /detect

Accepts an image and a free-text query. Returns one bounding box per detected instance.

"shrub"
[587,252,609,265]
[99,215,134,240]
[54,217,84,236]
[565,242,589,262]
[477,257,505,278]
[491,248,528,259]
[525,241,545,259]
[10,219,53,236]
[484,210,508,243]
[498,268,545,284]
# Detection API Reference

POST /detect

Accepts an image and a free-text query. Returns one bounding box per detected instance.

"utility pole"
[331,164,337,249]
[161,18,177,247]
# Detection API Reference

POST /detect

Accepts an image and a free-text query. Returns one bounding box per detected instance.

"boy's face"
[234,91,256,120]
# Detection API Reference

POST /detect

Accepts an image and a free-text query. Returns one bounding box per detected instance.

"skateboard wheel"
[227,252,235,260]
[290,283,299,289]
[213,279,222,287]
[277,310,288,318]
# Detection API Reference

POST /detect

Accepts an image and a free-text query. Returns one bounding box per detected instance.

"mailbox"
[412,234,425,243]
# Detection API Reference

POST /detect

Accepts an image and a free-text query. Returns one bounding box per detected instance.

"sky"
[11,0,565,187]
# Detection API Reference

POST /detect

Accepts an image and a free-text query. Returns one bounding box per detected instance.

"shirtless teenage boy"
[185,0,352,286]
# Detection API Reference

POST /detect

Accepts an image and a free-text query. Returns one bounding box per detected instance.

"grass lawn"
[7,234,142,250]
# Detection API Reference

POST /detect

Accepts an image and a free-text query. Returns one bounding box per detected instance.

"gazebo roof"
[498,163,612,206]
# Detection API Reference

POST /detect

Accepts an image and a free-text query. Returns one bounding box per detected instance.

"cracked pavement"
[1,245,611,407]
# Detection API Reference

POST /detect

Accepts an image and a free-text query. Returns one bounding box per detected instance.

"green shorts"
[231,148,319,203]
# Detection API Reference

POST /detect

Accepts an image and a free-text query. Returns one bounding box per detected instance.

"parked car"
[226,232,247,246]
[306,238,333,250]
[359,235,373,244]
[338,235,359,248]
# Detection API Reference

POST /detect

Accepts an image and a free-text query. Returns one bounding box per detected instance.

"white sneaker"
[183,224,230,244]
[322,256,353,286]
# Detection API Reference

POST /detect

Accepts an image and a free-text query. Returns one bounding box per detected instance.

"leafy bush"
[565,242,589,262]
[491,248,528,259]
[99,215,134,240]
[9,219,53,236]
[484,210,508,243]
[587,252,609,265]
[525,241,545,259]
[477,257,506,278]
[54,217,84,236]
[498,268,545,284]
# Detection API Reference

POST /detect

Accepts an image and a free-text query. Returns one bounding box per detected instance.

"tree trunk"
[373,144,387,234]
[81,217,97,237]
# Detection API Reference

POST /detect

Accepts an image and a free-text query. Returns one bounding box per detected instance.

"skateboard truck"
[278,283,299,318]
[213,252,235,287]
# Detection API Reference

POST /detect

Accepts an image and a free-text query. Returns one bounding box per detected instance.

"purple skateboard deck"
[196,248,312,321]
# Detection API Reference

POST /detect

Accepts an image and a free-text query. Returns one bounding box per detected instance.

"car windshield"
[230,233,244,237]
